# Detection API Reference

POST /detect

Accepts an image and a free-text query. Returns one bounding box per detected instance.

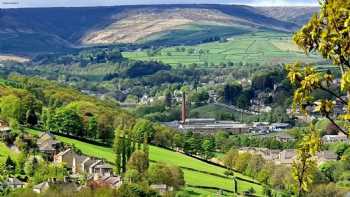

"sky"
[0,0,319,8]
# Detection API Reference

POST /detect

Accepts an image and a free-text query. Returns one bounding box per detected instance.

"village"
[238,147,337,166]
[0,120,173,195]
[1,109,346,195]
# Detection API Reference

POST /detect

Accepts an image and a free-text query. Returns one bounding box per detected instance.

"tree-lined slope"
[28,129,264,196]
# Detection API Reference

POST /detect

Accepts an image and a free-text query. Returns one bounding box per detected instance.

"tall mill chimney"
[181,92,186,124]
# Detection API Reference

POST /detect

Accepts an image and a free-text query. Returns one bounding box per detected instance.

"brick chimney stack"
[181,92,186,124]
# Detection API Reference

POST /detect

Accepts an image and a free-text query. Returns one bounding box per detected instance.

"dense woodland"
[0,75,133,143]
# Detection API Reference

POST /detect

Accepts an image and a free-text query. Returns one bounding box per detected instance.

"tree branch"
[319,86,347,105]
[326,115,348,136]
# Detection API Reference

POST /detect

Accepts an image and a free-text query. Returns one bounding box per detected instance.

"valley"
[0,2,349,197]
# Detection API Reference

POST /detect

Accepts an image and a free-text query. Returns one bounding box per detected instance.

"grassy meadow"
[27,129,264,196]
[123,31,322,66]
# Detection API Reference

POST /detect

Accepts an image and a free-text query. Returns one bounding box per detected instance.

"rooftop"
[33,182,49,190]
[56,149,72,157]
[95,164,114,169]
[5,177,25,186]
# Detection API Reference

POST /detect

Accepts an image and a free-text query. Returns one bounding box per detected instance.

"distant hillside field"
[0,5,318,54]
[28,129,264,196]
[0,55,29,63]
[123,31,322,66]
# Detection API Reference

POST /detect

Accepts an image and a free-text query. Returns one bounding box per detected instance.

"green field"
[139,24,251,46]
[123,31,322,66]
[27,129,264,196]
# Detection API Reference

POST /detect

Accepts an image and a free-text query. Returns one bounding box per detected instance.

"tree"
[97,113,114,141]
[286,0,350,137]
[53,107,84,136]
[41,108,53,131]
[223,83,242,105]
[148,163,185,190]
[201,139,215,159]
[190,90,209,107]
[127,150,148,174]
[215,131,230,152]
[335,143,350,159]
[4,156,16,175]
[251,72,276,91]
[153,126,173,148]
[24,156,40,177]
[270,165,293,191]
[164,90,172,107]
[132,119,155,148]
[236,92,251,109]
[168,165,185,190]
[319,161,337,182]
[32,163,68,184]
[292,126,320,197]
[26,108,38,127]
[308,183,345,197]
[173,133,184,149]
[263,185,273,197]
[234,152,252,173]
[245,154,265,178]
[116,183,157,197]
[223,148,239,170]
[124,169,142,183]
[257,166,272,185]
[113,128,123,174]
[0,95,21,124]
[113,118,135,175]
[87,116,97,138]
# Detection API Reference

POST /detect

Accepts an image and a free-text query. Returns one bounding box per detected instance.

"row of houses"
[36,132,122,193]
[0,131,123,194]
[258,131,348,144]
[0,119,175,196]
[54,149,115,178]
[322,133,349,144]
[239,147,338,166]
[33,132,172,194]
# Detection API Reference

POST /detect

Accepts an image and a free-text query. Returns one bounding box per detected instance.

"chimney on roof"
[181,92,187,124]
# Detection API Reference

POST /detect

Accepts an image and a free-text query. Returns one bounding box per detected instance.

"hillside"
[0,4,313,54]
[28,129,265,196]
[123,31,322,66]
[255,6,319,26]
[0,75,265,196]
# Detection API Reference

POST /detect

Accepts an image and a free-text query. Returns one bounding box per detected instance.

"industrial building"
[163,92,290,134]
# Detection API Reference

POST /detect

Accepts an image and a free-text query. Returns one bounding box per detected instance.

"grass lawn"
[27,129,264,196]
